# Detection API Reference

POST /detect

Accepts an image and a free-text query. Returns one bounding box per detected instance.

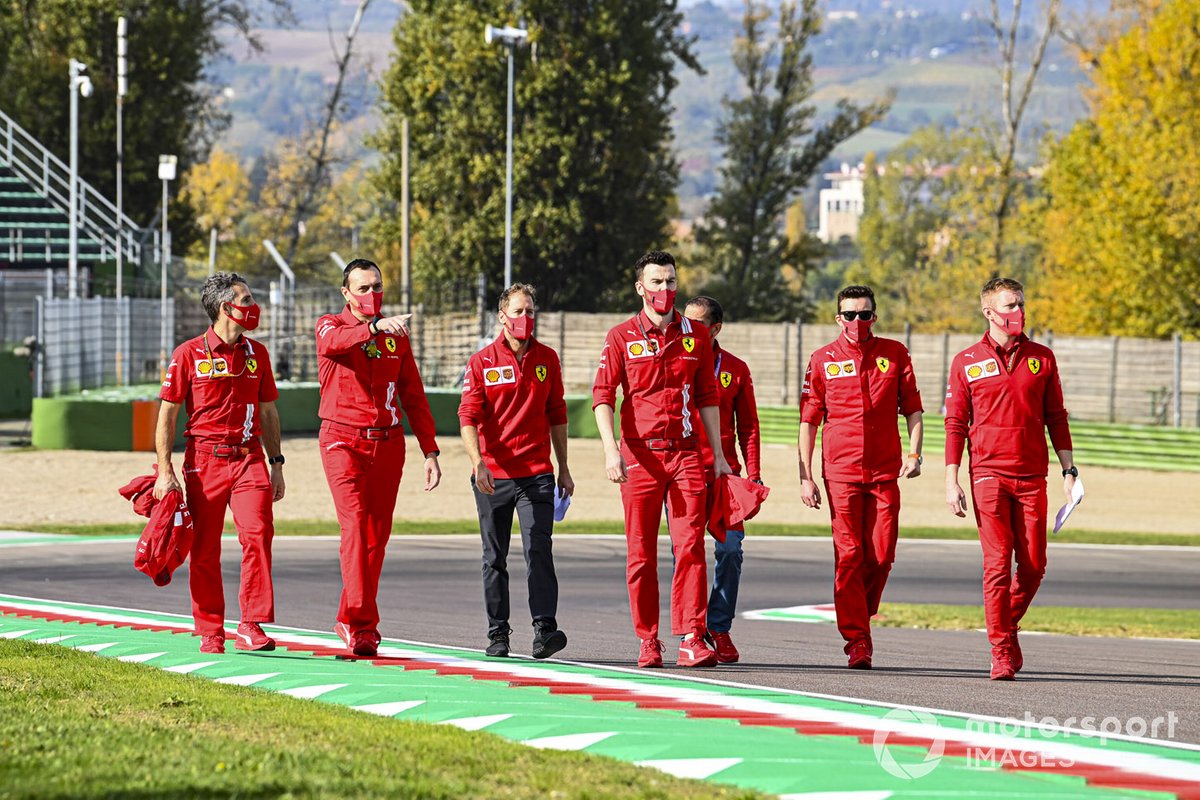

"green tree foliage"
[1039,0,1200,337]
[0,0,290,250]
[693,0,890,322]
[372,0,698,310]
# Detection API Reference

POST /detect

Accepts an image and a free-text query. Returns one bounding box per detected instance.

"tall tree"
[693,0,890,321]
[373,0,698,311]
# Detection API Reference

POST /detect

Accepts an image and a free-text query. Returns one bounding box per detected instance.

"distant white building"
[817,162,866,244]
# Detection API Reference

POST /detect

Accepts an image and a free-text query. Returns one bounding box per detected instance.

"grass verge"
[874,603,1200,640]
[0,639,759,800]
[10,519,1200,547]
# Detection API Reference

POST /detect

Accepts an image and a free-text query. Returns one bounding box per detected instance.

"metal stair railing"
[0,105,142,265]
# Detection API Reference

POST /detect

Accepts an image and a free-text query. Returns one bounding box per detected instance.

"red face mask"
[505,313,534,341]
[225,302,260,332]
[994,307,1025,335]
[842,317,874,342]
[354,291,384,317]
[643,287,677,315]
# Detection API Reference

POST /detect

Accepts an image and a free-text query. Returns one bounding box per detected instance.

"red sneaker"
[677,633,718,667]
[990,643,1016,681]
[637,638,664,668]
[708,631,740,664]
[199,634,225,654]
[235,622,276,652]
[333,622,378,657]
[847,639,873,670]
[1010,630,1024,673]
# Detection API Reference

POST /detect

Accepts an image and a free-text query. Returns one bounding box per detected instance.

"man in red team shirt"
[154,272,285,654]
[798,285,924,670]
[593,250,732,669]
[317,258,442,657]
[682,296,761,664]
[945,277,1076,681]
[459,284,574,660]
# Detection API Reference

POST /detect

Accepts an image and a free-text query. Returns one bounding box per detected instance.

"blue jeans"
[706,528,744,633]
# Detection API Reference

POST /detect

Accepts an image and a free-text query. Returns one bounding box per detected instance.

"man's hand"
[474,462,496,495]
[153,467,181,501]
[376,313,412,336]
[712,455,733,479]
[946,481,968,517]
[1063,472,1077,503]
[424,455,442,491]
[800,478,822,509]
[899,456,923,479]
[605,446,627,483]
[270,464,286,502]
[557,467,575,497]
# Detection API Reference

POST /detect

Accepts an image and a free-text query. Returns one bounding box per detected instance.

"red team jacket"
[458,336,568,480]
[118,471,194,587]
[316,306,439,454]
[160,327,279,443]
[591,310,718,441]
[698,345,761,480]
[944,332,1072,477]
[801,333,923,483]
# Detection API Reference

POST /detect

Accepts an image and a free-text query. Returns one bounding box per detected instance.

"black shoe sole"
[532,630,567,659]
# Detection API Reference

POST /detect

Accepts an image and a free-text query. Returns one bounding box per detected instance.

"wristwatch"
[1062,466,1078,477]
[909,453,923,465]
[268,455,286,466]
[425,450,440,458]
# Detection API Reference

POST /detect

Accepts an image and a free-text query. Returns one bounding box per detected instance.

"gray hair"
[201,272,248,322]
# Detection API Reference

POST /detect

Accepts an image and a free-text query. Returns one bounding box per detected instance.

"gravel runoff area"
[2,432,1198,534]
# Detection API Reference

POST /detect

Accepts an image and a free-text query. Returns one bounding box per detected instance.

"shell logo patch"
[1028,357,1041,375]
[535,365,548,382]
[484,369,500,383]
[385,337,397,353]
[824,360,855,379]
[965,358,1000,383]
[876,357,889,373]
[720,371,733,388]
[682,336,695,353]
[626,340,653,359]
[196,360,213,376]
[246,358,258,374]
[484,367,517,387]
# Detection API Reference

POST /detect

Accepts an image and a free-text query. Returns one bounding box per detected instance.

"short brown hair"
[980,277,1024,301]
[634,250,676,280]
[498,283,537,313]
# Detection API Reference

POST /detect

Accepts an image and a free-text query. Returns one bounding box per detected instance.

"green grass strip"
[875,603,1200,640]
[11,519,1200,547]
[0,639,758,800]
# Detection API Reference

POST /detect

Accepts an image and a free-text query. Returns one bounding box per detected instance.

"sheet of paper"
[553,488,572,522]
[1052,477,1085,534]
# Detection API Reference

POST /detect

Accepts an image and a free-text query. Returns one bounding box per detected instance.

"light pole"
[485,23,528,289]
[116,16,127,383]
[158,155,177,376]
[68,58,93,300]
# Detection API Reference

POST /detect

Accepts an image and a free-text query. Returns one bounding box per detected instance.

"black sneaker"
[532,621,567,660]
[486,626,511,658]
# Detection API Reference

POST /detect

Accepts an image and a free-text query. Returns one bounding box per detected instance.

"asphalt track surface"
[3,533,1198,746]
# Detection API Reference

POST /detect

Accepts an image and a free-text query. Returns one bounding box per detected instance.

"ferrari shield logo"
[682,336,695,353]
[246,358,258,374]
[535,365,548,382]
[385,337,396,353]
[876,357,889,373]
[720,371,733,388]
[1028,357,1041,375]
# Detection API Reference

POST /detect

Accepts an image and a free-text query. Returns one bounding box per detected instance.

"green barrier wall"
[0,351,33,418]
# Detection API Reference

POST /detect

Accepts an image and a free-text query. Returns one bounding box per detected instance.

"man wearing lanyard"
[798,285,923,670]
[459,283,574,659]
[154,272,285,654]
[316,258,442,657]
[682,296,761,664]
[945,277,1075,680]
[593,250,732,669]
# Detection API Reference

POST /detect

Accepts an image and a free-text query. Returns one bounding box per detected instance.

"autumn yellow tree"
[180,148,251,272]
[1038,0,1200,337]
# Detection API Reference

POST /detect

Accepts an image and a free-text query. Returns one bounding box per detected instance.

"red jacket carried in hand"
[707,474,770,542]
[119,470,194,587]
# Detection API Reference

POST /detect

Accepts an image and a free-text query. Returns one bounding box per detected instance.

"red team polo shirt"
[316,306,439,455]
[592,310,718,441]
[458,335,568,480]
[944,332,1072,477]
[800,333,923,483]
[160,327,279,443]
[698,344,761,480]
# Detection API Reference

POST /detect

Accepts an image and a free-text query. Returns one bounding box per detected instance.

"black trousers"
[472,472,559,635]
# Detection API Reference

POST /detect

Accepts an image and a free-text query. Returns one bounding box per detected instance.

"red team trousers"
[970,472,1048,646]
[824,479,899,649]
[183,441,275,637]
[620,440,708,639]
[319,421,406,637]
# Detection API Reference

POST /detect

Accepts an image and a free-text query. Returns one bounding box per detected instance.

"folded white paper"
[1052,477,1085,534]
[553,488,572,522]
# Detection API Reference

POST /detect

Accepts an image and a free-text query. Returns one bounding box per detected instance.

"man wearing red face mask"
[945,277,1075,681]
[798,285,923,670]
[459,283,573,659]
[317,258,442,657]
[154,272,285,654]
[593,250,732,669]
